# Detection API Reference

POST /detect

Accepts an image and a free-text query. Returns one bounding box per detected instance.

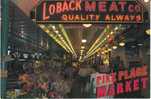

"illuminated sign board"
[35,0,144,23]
[96,65,148,98]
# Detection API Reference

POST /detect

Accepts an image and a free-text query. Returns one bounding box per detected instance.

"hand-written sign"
[35,0,144,23]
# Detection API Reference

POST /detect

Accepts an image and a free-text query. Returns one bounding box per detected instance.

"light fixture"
[114,26,118,31]
[52,26,56,30]
[144,0,149,3]
[81,46,85,49]
[80,49,84,52]
[110,31,114,35]
[21,30,24,33]
[101,52,105,54]
[83,24,92,28]
[82,39,87,43]
[119,42,125,47]
[108,48,112,51]
[103,38,107,41]
[55,30,59,34]
[97,54,100,57]
[138,43,143,46]
[58,34,61,37]
[146,29,151,35]
[50,34,53,37]
[45,30,49,33]
[80,52,83,54]
[107,35,110,38]
[113,46,117,50]
[131,45,136,48]
[104,50,108,53]
[39,24,45,28]
[59,24,77,56]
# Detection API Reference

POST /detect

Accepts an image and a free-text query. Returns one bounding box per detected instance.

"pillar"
[0,0,9,98]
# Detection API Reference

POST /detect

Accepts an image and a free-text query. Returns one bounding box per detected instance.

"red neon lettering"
[141,77,148,89]
[109,1,119,12]
[42,3,50,21]
[125,80,131,92]
[117,83,124,94]
[133,79,139,91]
[96,76,102,86]
[128,5,134,13]
[85,1,96,12]
[99,2,107,12]
[108,84,115,96]
[97,87,107,97]
[49,5,55,15]
[118,71,124,81]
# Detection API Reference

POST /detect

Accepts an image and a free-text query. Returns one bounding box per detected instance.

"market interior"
[4,0,150,98]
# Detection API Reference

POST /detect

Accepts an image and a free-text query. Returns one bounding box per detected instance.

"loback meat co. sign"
[34,0,144,23]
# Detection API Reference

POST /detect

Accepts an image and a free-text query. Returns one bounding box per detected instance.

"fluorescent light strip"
[86,25,121,58]
[48,32,70,53]
[88,47,101,58]
[86,27,108,55]
[59,24,76,55]
[46,25,74,54]
[87,35,107,56]
[52,36,69,52]
[50,34,70,53]
[59,24,77,56]
[85,40,105,58]
[40,25,71,53]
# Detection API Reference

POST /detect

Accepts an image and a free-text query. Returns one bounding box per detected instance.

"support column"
[0,0,9,98]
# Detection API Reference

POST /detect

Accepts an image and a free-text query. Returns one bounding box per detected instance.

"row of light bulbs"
[39,24,76,56]
[58,24,77,56]
[85,25,119,58]
[85,25,125,59]
[79,39,87,62]
[100,41,125,55]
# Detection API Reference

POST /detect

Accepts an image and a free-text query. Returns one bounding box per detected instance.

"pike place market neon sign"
[34,0,144,23]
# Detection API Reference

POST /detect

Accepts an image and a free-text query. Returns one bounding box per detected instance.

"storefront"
[0,0,150,98]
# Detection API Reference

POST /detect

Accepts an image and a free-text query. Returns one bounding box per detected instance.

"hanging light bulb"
[80,49,84,52]
[110,31,114,35]
[39,24,45,28]
[119,42,125,47]
[58,34,61,37]
[83,24,92,28]
[97,54,100,57]
[45,29,49,33]
[113,46,117,50]
[144,0,149,3]
[146,29,151,35]
[81,46,85,49]
[55,30,59,34]
[104,50,108,53]
[82,39,87,43]
[108,48,112,51]
[114,26,118,31]
[52,25,56,30]
[101,51,105,54]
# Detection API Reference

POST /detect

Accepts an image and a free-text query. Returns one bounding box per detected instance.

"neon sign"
[34,0,144,23]
[96,65,148,97]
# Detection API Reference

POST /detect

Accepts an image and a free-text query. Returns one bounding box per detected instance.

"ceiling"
[9,0,150,61]
[64,24,105,54]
